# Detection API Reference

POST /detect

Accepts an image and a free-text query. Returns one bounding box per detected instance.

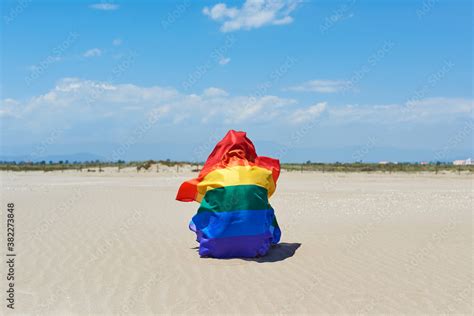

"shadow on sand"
[246,242,301,263]
[191,242,301,263]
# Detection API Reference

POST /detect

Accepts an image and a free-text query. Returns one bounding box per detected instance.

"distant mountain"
[254,141,472,163]
[0,152,105,163]
[0,142,471,163]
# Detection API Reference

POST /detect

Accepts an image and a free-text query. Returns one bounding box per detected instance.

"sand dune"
[0,170,472,314]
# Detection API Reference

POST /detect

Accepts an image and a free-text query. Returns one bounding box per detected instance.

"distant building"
[453,158,472,165]
[378,161,389,165]
[420,161,428,165]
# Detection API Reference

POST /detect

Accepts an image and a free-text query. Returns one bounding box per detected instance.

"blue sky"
[0,0,472,162]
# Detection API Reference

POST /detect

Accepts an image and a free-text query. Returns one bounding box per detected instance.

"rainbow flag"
[176,130,281,258]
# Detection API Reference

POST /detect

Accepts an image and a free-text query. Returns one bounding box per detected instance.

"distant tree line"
[282,161,473,174]
[0,159,198,172]
[0,159,472,173]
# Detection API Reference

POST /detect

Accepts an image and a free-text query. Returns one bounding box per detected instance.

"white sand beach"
[1,169,472,314]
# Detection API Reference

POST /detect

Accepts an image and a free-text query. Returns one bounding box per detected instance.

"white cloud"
[230,95,297,123]
[203,87,229,97]
[83,48,102,58]
[112,38,122,46]
[287,80,351,93]
[89,3,119,11]
[219,56,231,65]
[203,0,301,32]
[203,3,239,20]
[0,98,20,118]
[289,102,327,123]
[406,97,473,113]
[3,78,471,134]
[1,78,296,126]
[328,98,474,123]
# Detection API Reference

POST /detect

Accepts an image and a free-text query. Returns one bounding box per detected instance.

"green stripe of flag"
[198,185,270,213]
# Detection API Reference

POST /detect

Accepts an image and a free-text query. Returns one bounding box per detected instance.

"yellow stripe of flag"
[196,165,276,202]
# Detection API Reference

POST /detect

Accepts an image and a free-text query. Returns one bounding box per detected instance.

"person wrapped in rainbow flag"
[176,130,281,258]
